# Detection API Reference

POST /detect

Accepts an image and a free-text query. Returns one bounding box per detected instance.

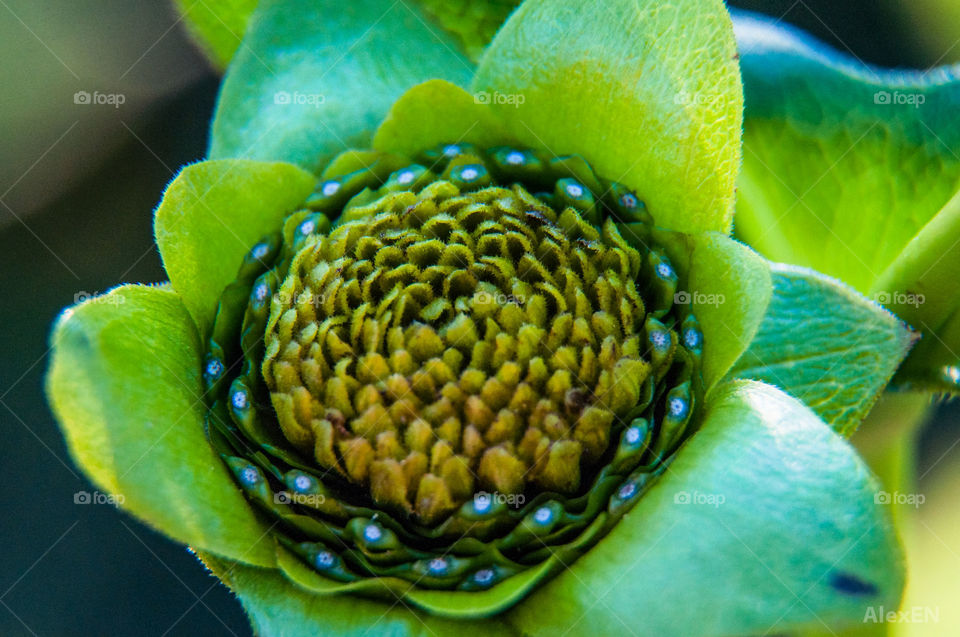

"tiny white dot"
[316,551,335,568]
[534,507,552,524]
[621,194,638,208]
[428,558,447,574]
[443,144,460,157]
[254,283,269,302]
[321,181,340,197]
[506,151,524,165]
[232,391,248,410]
[656,263,674,278]
[252,243,269,259]
[618,482,637,499]
[241,467,258,485]
[206,359,222,377]
[397,171,415,185]
[651,331,669,349]
[565,183,584,198]
[300,220,315,235]
[364,524,382,542]
[670,397,687,417]
[475,569,494,584]
[461,167,479,180]
[294,475,311,491]
[625,426,641,445]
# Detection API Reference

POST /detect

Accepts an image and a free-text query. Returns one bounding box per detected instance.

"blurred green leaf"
[416,0,521,62]
[209,0,473,172]
[473,0,743,234]
[47,285,276,567]
[155,159,316,336]
[733,10,960,392]
[173,0,258,69]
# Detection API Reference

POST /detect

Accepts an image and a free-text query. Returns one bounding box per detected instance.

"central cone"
[262,176,657,524]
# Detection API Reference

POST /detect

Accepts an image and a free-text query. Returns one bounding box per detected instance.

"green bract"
[47,1,937,635]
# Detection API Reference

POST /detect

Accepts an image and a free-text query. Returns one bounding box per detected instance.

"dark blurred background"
[0,1,957,635]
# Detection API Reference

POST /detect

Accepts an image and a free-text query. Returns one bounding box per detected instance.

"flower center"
[262,179,659,523]
[203,143,704,594]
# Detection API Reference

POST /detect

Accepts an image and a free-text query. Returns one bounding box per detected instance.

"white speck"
[427,558,447,574]
[650,331,669,350]
[397,170,415,185]
[241,466,258,485]
[656,263,674,278]
[474,493,491,513]
[621,193,638,208]
[618,482,637,499]
[294,475,312,492]
[443,144,460,157]
[232,390,248,410]
[461,167,479,181]
[254,283,269,303]
[300,220,315,235]
[684,329,700,349]
[315,551,335,568]
[206,359,222,377]
[364,524,382,542]
[252,243,269,259]
[506,151,524,165]
[565,182,584,198]
[321,181,340,197]
[625,426,641,445]
[533,507,552,524]
[474,568,494,584]
[669,397,687,418]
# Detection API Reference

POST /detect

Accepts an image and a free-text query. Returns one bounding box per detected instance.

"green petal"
[154,159,316,336]
[209,0,473,172]
[506,380,904,637]
[473,0,743,234]
[373,80,513,158]
[46,285,275,567]
[653,230,772,391]
[415,0,522,62]
[275,544,555,619]
[733,10,960,390]
[173,0,257,69]
[728,264,917,436]
[198,553,517,637]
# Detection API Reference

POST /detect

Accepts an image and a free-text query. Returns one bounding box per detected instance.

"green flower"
[47,1,941,635]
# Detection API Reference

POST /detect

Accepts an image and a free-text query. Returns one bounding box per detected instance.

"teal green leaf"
[507,380,904,637]
[653,230,772,392]
[373,80,513,158]
[732,10,960,390]
[209,0,473,172]
[154,159,316,336]
[415,0,521,62]
[198,553,517,636]
[46,285,275,567]
[473,0,743,234]
[729,264,917,435]
[173,0,258,69]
